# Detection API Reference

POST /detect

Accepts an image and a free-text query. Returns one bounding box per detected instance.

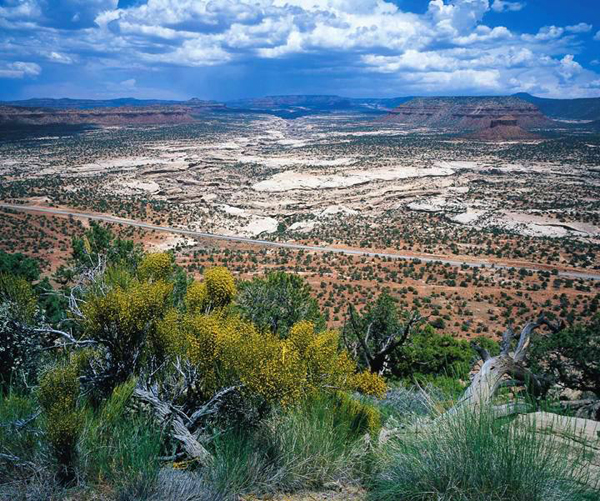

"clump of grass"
[79,380,162,499]
[203,392,375,498]
[148,469,220,501]
[204,428,278,498]
[369,404,597,501]
[265,392,373,490]
[0,390,41,465]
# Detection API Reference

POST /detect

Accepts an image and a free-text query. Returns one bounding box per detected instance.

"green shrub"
[529,316,600,397]
[0,250,40,282]
[236,271,324,337]
[38,362,82,481]
[393,326,474,381]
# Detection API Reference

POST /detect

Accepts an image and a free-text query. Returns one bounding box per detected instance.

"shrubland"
[0,224,598,500]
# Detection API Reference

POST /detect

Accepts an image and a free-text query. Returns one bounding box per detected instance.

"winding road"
[2,203,599,281]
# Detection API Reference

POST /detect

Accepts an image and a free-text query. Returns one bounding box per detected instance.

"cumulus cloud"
[0,0,599,97]
[523,25,564,41]
[48,52,74,64]
[427,0,489,33]
[0,61,41,79]
[595,30,600,41]
[558,54,582,79]
[565,23,592,33]
[491,1,525,13]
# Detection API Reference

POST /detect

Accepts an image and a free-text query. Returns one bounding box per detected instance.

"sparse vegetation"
[1,112,599,500]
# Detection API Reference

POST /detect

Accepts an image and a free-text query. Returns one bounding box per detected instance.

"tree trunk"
[449,314,559,415]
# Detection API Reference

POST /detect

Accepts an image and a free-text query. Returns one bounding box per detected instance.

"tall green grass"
[265,392,373,490]
[79,380,163,499]
[204,392,376,498]
[369,405,597,501]
[0,390,40,466]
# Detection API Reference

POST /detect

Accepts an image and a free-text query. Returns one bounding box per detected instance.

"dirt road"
[2,203,599,281]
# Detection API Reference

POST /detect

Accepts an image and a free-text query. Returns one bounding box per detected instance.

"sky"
[0,0,599,101]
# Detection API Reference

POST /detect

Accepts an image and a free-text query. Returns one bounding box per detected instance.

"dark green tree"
[0,250,40,282]
[393,326,475,381]
[237,271,324,338]
[71,221,142,270]
[344,293,497,379]
[344,293,422,375]
[529,316,600,396]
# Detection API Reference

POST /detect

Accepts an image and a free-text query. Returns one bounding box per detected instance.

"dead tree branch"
[455,313,555,415]
[133,385,213,464]
[347,306,422,374]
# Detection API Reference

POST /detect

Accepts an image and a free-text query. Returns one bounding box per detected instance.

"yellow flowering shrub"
[157,315,386,408]
[161,313,305,406]
[83,279,173,348]
[80,260,384,414]
[137,252,174,282]
[221,318,307,407]
[185,267,236,313]
[204,267,236,308]
[82,278,173,385]
[185,280,208,313]
[153,308,184,358]
[0,273,37,322]
[288,321,386,398]
[351,370,388,399]
[183,313,223,397]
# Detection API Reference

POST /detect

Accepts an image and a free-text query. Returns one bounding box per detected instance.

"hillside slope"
[514,93,600,121]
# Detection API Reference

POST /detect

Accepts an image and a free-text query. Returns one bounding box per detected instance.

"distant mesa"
[2,93,599,129]
[0,105,194,126]
[0,99,225,127]
[383,96,552,130]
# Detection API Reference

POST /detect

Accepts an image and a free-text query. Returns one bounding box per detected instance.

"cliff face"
[384,97,552,130]
[0,102,224,126]
[464,116,541,141]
